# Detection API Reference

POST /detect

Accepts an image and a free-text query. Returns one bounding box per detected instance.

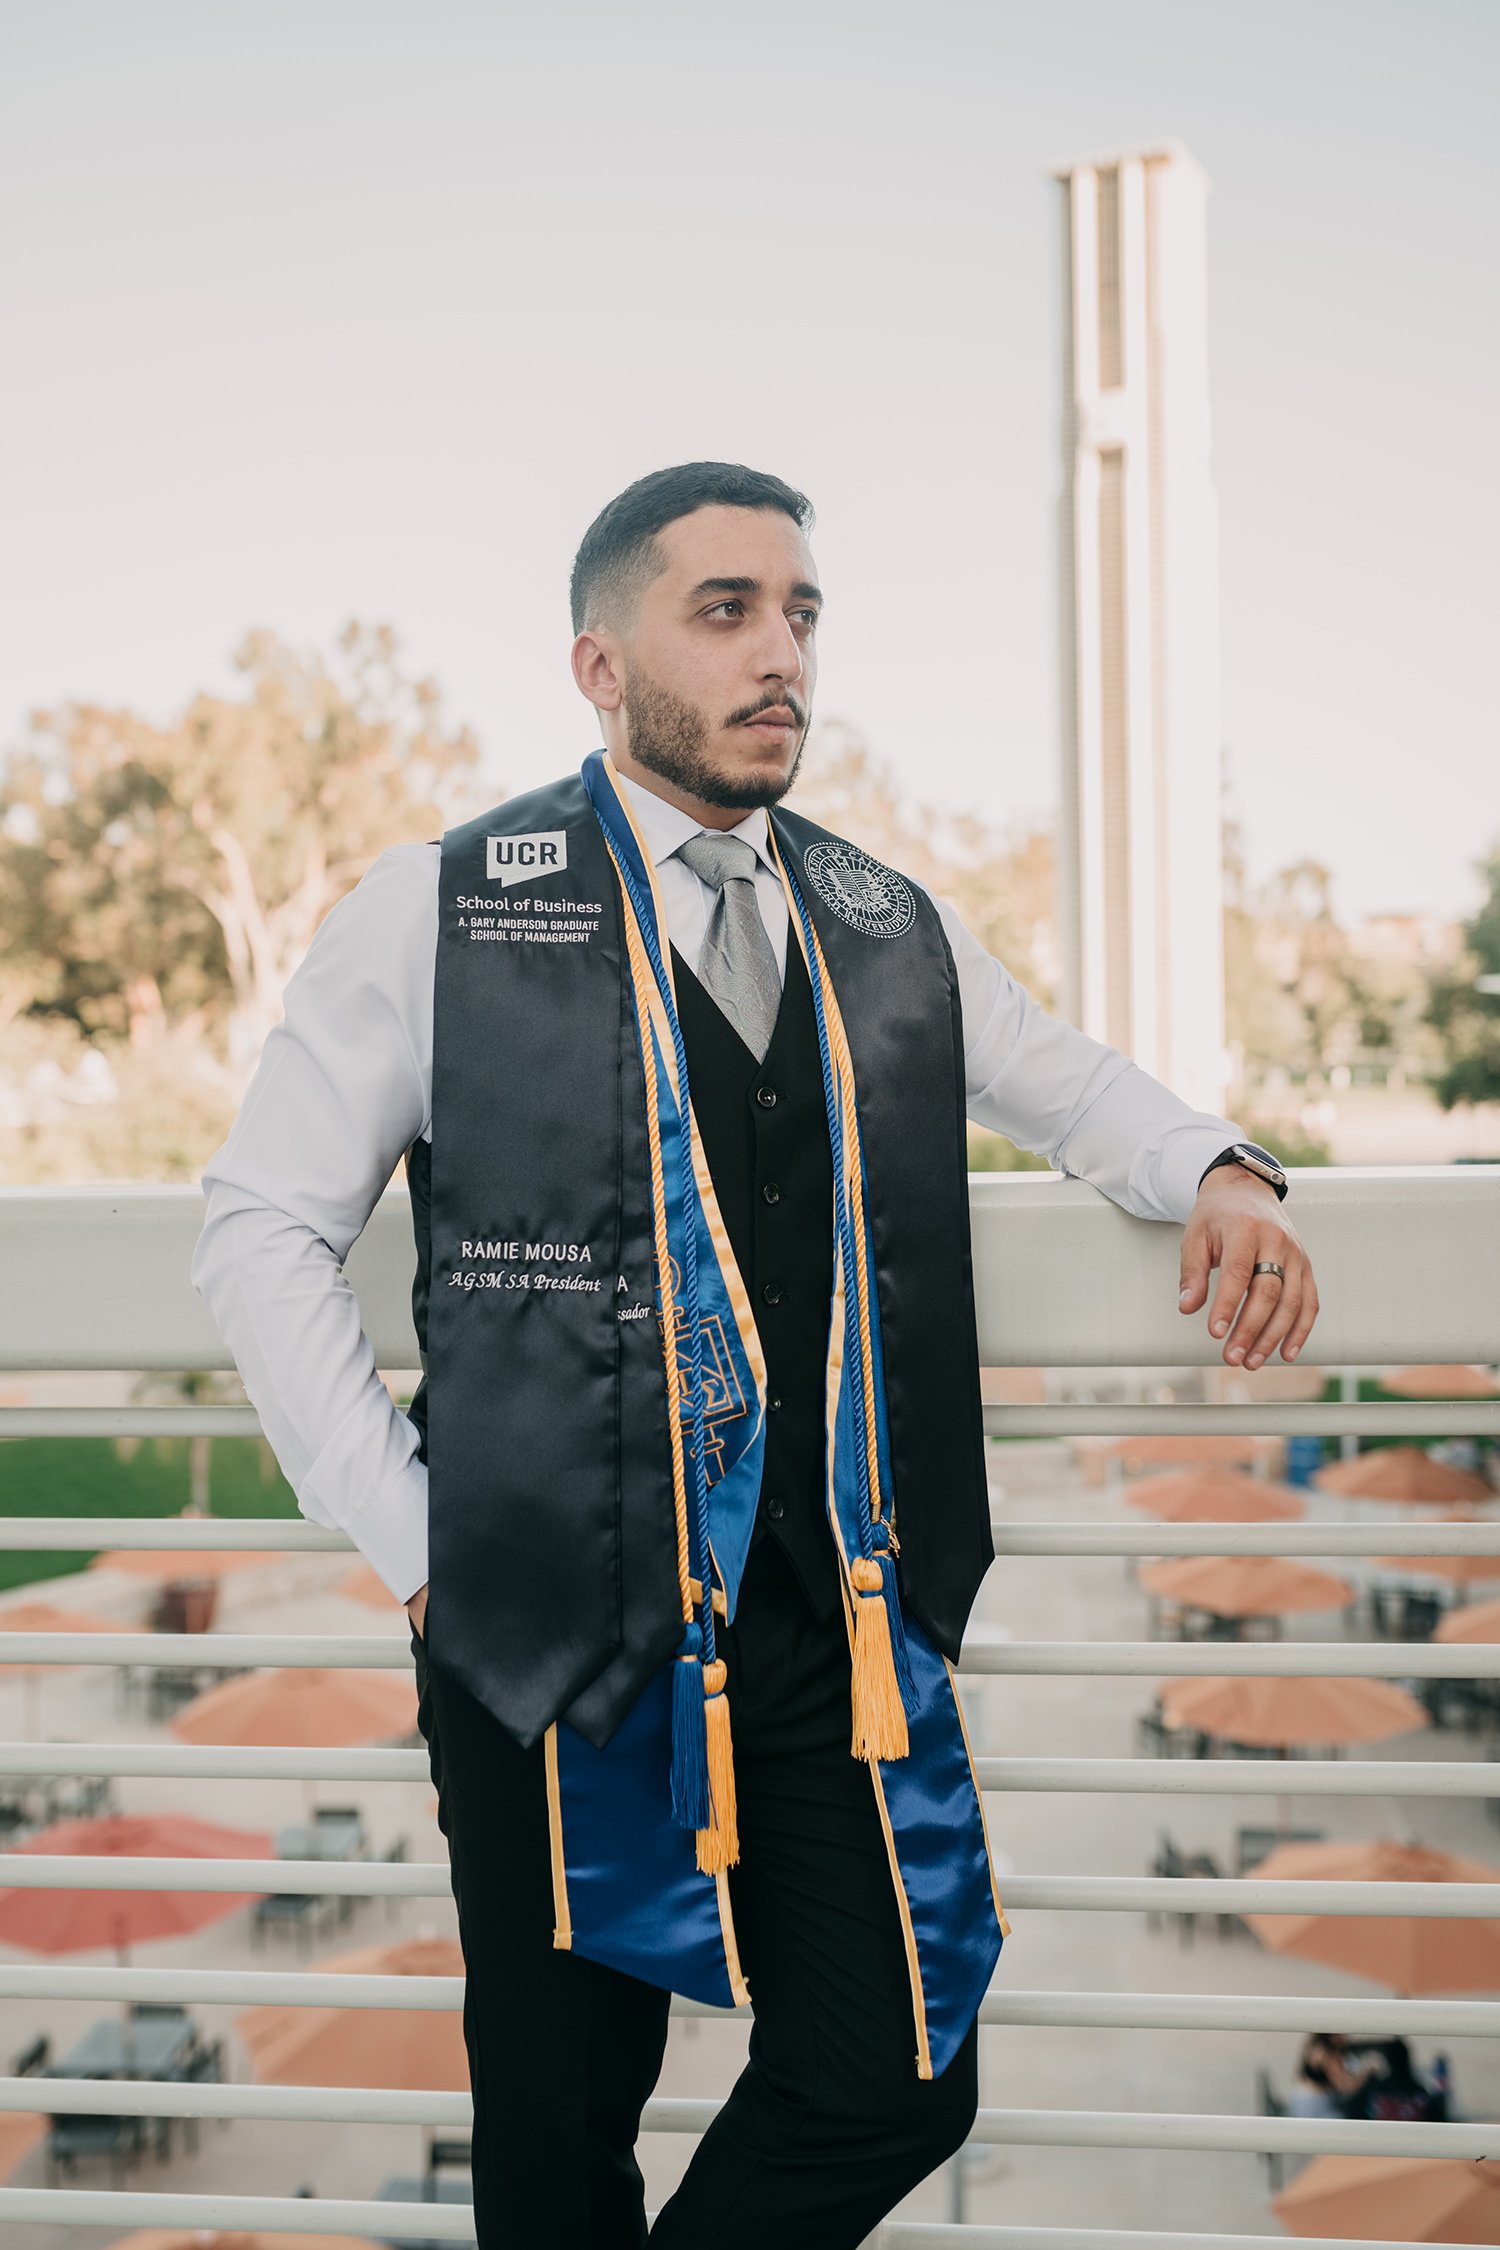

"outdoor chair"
[159,2036,227,2158]
[46,2112,145,2187]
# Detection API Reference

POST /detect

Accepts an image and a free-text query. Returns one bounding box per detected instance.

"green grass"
[0,1437,298,1597]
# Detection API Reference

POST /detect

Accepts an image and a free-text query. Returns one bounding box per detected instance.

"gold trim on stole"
[543,1722,573,1951]
[944,1656,1012,1940]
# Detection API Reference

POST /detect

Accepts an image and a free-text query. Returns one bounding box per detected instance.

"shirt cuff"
[333,1457,429,1607]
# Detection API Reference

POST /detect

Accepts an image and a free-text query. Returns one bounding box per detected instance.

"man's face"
[585,504,821,814]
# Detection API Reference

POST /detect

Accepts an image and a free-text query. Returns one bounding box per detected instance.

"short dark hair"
[569,460,814,635]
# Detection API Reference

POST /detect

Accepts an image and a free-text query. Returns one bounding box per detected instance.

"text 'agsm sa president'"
[192,461,1318,2249]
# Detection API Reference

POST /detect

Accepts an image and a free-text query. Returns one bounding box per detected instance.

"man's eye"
[706,600,744,620]
[792,608,820,629]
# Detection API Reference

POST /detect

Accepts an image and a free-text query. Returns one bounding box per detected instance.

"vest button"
[766,1494,786,1520]
[762,1181,780,1204]
[767,1394,783,1412]
[755,1086,778,1108]
[761,1282,783,1306]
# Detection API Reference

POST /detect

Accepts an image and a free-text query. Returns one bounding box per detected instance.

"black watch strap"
[1197,1142,1289,1202]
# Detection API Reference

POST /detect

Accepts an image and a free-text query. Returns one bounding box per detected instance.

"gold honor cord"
[600,814,740,1874]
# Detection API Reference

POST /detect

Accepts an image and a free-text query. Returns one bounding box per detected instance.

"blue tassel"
[873,1526,919,1717]
[670,1623,711,1831]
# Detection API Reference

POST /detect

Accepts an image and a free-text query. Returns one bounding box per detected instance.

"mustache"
[725,691,808,730]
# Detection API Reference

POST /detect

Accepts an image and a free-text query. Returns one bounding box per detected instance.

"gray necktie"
[676,831,782,1063]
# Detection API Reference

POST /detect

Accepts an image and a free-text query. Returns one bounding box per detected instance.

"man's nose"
[751,611,805,685]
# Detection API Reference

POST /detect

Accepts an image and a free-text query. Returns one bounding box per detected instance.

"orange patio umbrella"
[1376,1513,1500,1588]
[236,1932,467,2088]
[237,1932,468,2177]
[1378,1363,1500,1398]
[1124,1468,1305,1523]
[1158,1673,1429,1748]
[1435,1595,1500,1642]
[1106,1432,1280,1472]
[89,1504,276,1581]
[339,1560,403,1610]
[1138,1555,1354,1618]
[0,1601,148,1739]
[1314,1447,1493,1506]
[0,1812,275,1960]
[1243,1838,1500,1993]
[171,1663,418,1817]
[1271,2151,1500,2242]
[0,2110,48,2183]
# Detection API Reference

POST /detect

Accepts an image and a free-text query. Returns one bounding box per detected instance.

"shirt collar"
[614,767,776,877]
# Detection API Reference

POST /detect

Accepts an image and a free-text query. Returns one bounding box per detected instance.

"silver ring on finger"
[1252,1261,1286,1282]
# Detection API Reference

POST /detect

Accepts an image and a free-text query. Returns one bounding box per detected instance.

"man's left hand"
[1178,1171,1319,1369]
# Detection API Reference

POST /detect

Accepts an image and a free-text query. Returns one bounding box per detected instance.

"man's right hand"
[406,1582,429,1643]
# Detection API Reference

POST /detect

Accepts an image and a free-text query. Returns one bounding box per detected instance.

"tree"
[0,622,482,1091]
[1423,846,1500,1108]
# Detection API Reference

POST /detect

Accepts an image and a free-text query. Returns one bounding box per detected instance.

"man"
[192,461,1318,2247]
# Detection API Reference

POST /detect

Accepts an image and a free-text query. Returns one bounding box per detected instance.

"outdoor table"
[45,2014,195,2080]
[274,1817,368,1859]
[1234,1823,1326,1876]
[274,1816,369,1923]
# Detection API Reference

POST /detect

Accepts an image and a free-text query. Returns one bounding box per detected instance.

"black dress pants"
[411,1529,979,2248]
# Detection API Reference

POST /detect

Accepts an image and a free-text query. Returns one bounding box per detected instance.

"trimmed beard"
[621,669,807,810]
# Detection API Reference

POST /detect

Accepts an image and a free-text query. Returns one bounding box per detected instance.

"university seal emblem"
[802,840,916,939]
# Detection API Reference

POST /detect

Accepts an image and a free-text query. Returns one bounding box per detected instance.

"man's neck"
[609,749,769,833]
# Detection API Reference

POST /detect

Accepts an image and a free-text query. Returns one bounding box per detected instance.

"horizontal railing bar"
[12,1515,1500,1568]
[961,1639,1499,1677]
[8,2077,1494,2158]
[2,1406,266,1438]
[0,1517,348,1552]
[985,1402,1500,1437]
[994,1520,1500,1556]
[995,1874,1500,1915]
[6,1961,1498,2040]
[958,1988,1500,2037]
[2,1856,1495,1915]
[0,1740,423,1779]
[3,1738,1493,1802]
[2,1626,1495,1678]
[874,2231,1493,2250]
[7,1511,1500,1558]
[972,1756,1500,1797]
[5,2190,478,2240]
[0,2198,1484,2250]
[9,1399,1500,1441]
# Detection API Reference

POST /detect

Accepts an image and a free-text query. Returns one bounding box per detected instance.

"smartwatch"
[1197,1141,1289,1202]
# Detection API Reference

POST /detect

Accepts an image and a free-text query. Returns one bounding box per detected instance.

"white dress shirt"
[191,770,1245,1606]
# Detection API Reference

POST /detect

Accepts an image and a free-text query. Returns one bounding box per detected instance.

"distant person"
[193,460,1319,2246]
[1290,2033,1382,2118]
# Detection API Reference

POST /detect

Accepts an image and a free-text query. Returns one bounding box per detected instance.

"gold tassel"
[849,1556,910,1761]
[696,1657,740,1873]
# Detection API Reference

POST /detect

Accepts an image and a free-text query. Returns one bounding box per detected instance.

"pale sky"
[2,0,1496,923]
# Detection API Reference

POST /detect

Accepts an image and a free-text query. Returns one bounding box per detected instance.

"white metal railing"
[0,1169,1498,2246]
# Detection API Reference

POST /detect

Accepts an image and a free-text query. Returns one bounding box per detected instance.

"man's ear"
[571,629,624,715]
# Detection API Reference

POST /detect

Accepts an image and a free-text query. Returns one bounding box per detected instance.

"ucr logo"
[486,831,568,886]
